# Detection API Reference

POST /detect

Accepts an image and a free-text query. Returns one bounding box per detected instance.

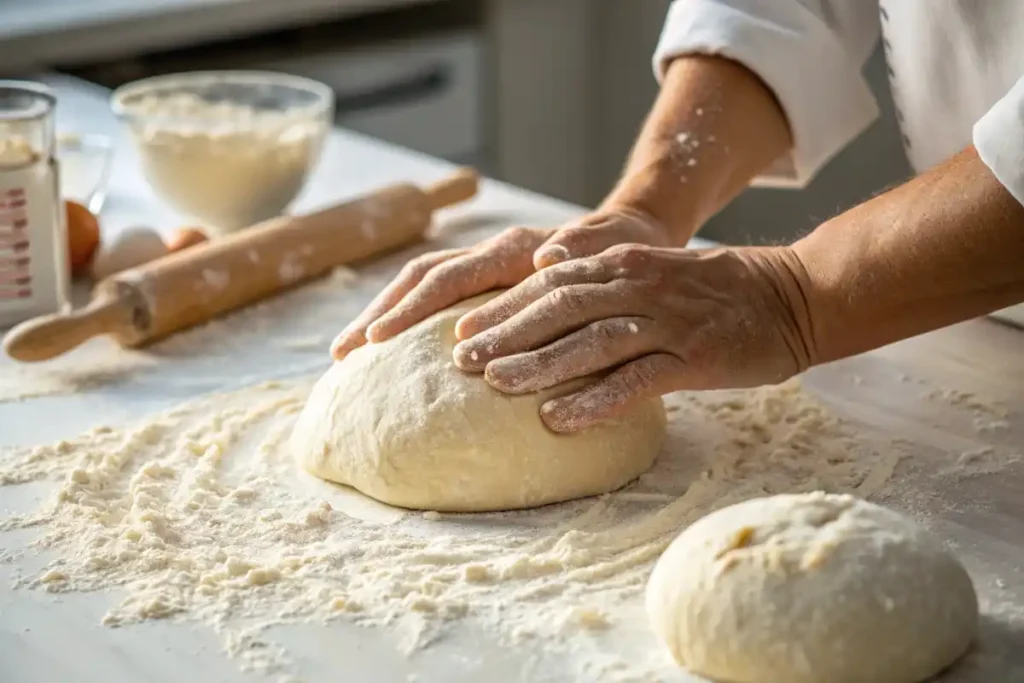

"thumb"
[533,224,625,270]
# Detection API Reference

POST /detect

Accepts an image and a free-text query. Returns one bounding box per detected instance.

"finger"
[533,224,629,269]
[533,211,669,269]
[330,249,464,359]
[455,256,611,340]
[540,353,682,433]
[454,281,642,372]
[367,230,543,343]
[484,316,658,394]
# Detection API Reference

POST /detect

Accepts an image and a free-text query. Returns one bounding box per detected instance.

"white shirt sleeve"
[974,75,1024,207]
[653,0,881,187]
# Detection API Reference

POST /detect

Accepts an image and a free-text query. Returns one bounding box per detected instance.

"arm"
[563,0,883,251]
[791,159,1024,366]
[452,147,1024,431]
[595,54,793,244]
[332,0,882,358]
[650,0,881,187]
[335,54,797,354]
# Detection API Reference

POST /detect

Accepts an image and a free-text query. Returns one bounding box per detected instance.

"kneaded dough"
[645,492,978,683]
[290,292,667,512]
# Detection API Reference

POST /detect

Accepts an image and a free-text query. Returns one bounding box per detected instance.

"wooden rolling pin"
[3,168,479,362]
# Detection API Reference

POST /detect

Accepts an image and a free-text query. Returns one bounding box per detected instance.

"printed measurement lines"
[0,187,32,300]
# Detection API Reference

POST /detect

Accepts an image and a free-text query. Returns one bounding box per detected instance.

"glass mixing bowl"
[111,71,335,234]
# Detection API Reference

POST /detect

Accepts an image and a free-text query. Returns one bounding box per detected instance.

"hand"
[330,207,672,359]
[451,244,813,432]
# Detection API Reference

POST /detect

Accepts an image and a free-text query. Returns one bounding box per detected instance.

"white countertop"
[0,0,435,71]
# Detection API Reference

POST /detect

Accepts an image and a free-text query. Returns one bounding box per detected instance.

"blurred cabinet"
[69,3,491,174]
[249,31,488,172]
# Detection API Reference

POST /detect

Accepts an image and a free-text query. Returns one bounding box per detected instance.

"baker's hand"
[330,207,671,359]
[451,244,814,432]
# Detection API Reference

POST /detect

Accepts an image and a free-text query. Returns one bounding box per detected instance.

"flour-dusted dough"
[646,492,978,683]
[290,293,667,512]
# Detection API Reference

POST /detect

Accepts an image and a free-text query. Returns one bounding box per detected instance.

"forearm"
[791,146,1024,364]
[602,54,792,243]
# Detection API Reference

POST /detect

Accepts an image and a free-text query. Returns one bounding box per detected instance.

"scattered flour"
[278,336,327,352]
[920,386,1014,436]
[0,378,902,680]
[925,388,1008,421]
[0,346,156,403]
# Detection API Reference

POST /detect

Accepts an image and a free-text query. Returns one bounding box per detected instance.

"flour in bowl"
[123,93,328,231]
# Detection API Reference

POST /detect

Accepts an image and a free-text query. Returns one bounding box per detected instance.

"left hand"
[451,243,813,432]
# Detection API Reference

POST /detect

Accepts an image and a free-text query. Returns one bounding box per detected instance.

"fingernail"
[536,244,571,266]
[488,359,550,394]
[365,320,385,343]
[331,329,359,357]
[330,341,350,360]
[540,399,576,433]
[453,340,483,370]
[483,361,519,393]
[454,314,475,340]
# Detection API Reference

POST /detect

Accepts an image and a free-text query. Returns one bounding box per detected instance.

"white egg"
[90,226,169,281]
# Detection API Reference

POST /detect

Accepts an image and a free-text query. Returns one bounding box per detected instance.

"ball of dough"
[646,492,978,683]
[91,226,168,281]
[290,292,667,512]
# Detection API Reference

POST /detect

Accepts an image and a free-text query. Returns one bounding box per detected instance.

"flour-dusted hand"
[330,207,672,359]
[452,244,814,432]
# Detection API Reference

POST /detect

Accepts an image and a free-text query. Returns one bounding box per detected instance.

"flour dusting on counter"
[0,264,363,404]
[1,377,902,680]
[0,345,156,403]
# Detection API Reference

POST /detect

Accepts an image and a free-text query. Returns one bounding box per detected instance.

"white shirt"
[653,0,1024,207]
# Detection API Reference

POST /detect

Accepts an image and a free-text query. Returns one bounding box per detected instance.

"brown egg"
[166,226,209,253]
[65,199,100,277]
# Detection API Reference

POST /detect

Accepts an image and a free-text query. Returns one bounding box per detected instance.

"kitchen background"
[0,0,913,244]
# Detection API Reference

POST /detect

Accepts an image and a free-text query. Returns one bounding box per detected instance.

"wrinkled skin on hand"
[330,207,669,359]
[451,244,812,433]
[331,207,811,435]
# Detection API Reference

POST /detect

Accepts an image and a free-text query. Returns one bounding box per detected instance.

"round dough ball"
[91,226,168,281]
[290,292,667,512]
[646,492,978,683]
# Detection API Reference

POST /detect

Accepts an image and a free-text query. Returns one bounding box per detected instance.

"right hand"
[330,207,673,360]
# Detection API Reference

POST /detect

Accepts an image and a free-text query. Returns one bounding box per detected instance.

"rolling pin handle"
[423,167,480,211]
[2,296,125,362]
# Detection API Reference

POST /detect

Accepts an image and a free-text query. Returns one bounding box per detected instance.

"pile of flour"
[0,374,900,681]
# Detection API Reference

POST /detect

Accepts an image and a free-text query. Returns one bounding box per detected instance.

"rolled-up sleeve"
[974,75,1024,207]
[653,0,881,187]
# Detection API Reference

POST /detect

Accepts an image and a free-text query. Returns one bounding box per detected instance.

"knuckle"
[552,225,589,248]
[545,286,585,314]
[618,360,657,394]
[590,319,626,350]
[606,242,650,266]
[536,265,567,290]
[501,225,543,247]
[403,253,442,278]
[618,367,651,395]
[418,264,457,293]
